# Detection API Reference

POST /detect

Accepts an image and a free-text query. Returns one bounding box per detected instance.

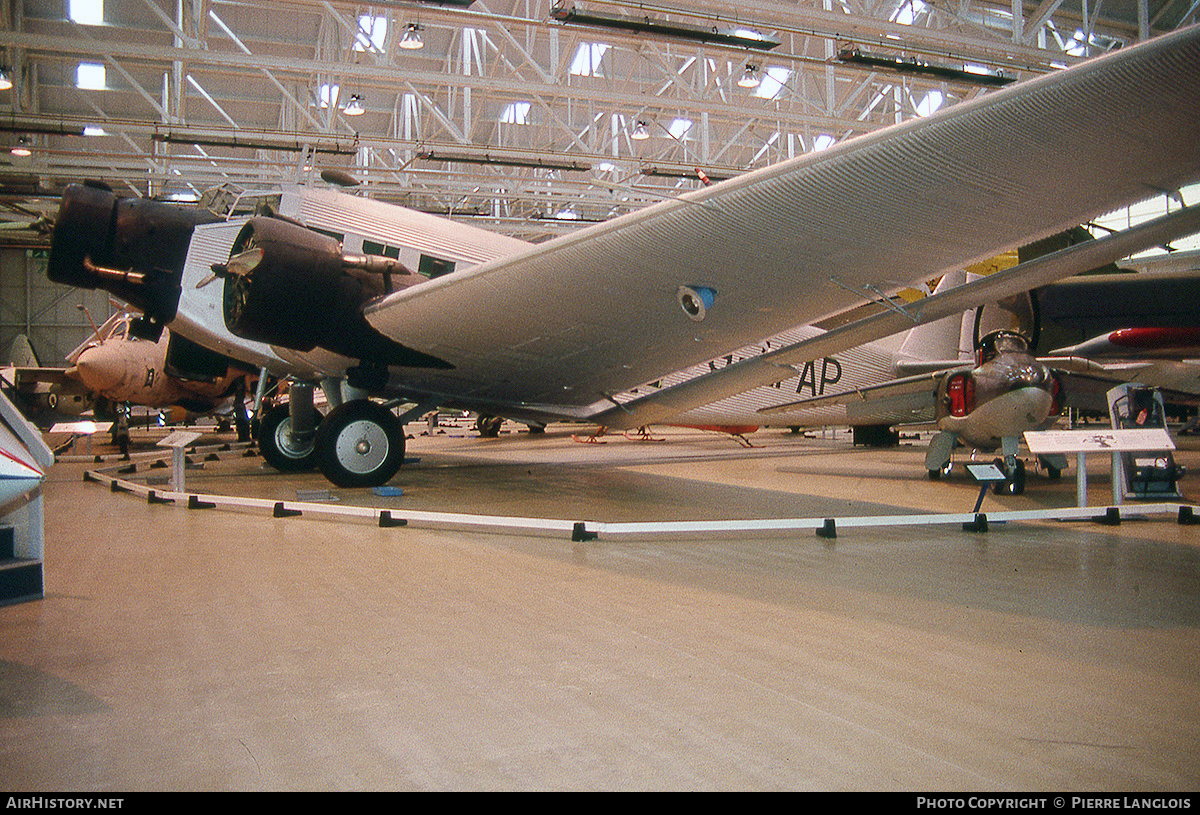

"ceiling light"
[10,137,30,157]
[344,94,365,115]
[631,120,650,140]
[0,70,11,91]
[835,46,1014,87]
[737,64,761,89]
[399,23,424,50]
[550,6,780,51]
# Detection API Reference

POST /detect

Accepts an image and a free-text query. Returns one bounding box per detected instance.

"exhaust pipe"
[48,181,220,329]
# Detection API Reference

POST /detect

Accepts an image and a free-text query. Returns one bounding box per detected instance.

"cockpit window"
[199,185,282,219]
[977,330,1029,364]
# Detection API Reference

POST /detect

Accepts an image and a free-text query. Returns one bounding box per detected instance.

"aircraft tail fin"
[897,271,972,365]
[5,334,39,368]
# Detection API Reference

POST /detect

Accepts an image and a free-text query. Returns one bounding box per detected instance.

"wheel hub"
[335,419,389,474]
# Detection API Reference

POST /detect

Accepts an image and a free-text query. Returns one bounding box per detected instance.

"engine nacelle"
[48,182,220,327]
[221,217,450,369]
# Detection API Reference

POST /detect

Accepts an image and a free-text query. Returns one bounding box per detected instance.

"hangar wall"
[0,246,113,366]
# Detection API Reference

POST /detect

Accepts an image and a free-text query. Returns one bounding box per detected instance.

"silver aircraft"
[43,26,1200,488]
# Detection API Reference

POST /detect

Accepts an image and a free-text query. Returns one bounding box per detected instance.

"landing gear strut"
[992,456,1026,495]
[258,402,323,472]
[475,415,503,437]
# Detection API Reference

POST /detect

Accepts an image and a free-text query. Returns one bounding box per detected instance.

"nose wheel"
[315,400,405,488]
[992,456,1026,495]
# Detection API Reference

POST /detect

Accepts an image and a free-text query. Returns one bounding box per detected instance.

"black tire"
[992,457,1026,495]
[315,400,405,488]
[258,403,322,472]
[476,414,503,437]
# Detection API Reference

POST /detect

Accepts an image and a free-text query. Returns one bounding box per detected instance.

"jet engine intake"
[220,217,450,369]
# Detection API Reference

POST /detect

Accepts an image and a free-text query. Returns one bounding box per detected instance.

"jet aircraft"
[44,26,1200,488]
[742,263,1200,494]
[0,388,49,512]
[71,310,255,421]
[2,333,93,419]
[3,311,255,432]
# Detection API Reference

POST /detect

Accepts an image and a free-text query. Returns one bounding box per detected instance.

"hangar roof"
[0,0,1193,241]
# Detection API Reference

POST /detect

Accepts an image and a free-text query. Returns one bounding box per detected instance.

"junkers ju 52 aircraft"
[45,26,1200,489]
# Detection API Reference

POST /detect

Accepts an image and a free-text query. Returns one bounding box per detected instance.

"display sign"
[50,421,112,435]
[156,430,203,449]
[1024,428,1174,454]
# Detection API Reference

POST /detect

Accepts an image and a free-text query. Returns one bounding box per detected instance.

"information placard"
[1024,428,1173,454]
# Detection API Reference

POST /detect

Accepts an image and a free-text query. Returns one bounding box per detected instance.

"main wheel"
[475,414,503,437]
[258,403,322,472]
[315,400,405,488]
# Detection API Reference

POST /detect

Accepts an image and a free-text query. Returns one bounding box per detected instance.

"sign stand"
[1024,428,1175,513]
[963,463,1009,531]
[50,421,112,456]
[156,430,203,493]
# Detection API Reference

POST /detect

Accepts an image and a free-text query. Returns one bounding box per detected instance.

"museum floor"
[2,421,1198,791]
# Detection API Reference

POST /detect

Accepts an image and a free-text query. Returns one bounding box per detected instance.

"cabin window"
[363,240,400,260]
[418,255,455,279]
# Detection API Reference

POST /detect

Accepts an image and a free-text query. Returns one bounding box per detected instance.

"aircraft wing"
[1045,357,1200,411]
[360,27,1200,427]
[2,366,73,387]
[584,203,1200,428]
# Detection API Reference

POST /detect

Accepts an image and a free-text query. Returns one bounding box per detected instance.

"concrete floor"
[1,422,1198,791]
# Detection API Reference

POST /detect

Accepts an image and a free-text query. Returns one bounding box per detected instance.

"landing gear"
[475,414,503,437]
[1037,455,1064,480]
[315,400,405,488]
[258,403,324,472]
[925,430,957,480]
[927,461,953,480]
[992,456,1026,495]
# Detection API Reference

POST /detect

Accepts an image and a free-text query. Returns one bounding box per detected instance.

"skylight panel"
[570,43,610,77]
[667,118,693,140]
[890,0,928,26]
[76,62,106,90]
[354,15,387,52]
[812,134,836,152]
[753,66,792,99]
[915,90,943,117]
[69,0,103,25]
[500,101,531,124]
